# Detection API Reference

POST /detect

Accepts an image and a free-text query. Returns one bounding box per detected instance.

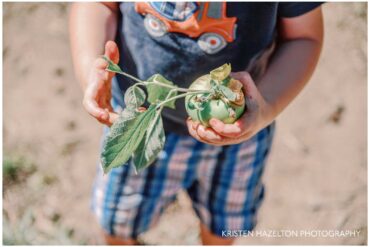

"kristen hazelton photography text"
[3,2,367,246]
[220,229,362,238]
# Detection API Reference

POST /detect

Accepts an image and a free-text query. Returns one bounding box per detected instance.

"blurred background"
[3,2,367,245]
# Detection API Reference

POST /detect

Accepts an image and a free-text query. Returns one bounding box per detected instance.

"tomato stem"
[156,88,178,112]
[107,69,144,84]
[143,81,210,93]
[108,69,212,93]
[156,90,211,109]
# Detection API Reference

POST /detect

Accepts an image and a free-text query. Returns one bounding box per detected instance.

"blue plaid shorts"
[91,80,275,239]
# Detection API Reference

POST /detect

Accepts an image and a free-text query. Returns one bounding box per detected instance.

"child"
[70,2,323,245]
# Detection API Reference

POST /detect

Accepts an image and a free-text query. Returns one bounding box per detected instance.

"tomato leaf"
[219,85,237,101]
[210,63,231,81]
[132,113,165,172]
[102,56,123,73]
[124,86,146,110]
[106,109,140,143]
[146,74,177,109]
[101,105,157,173]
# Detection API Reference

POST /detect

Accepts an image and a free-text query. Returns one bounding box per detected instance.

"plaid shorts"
[91,123,275,239]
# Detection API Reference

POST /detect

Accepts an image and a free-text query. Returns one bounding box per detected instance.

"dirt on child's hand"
[82,41,120,126]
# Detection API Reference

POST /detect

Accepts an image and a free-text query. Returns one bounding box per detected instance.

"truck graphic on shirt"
[135,2,237,54]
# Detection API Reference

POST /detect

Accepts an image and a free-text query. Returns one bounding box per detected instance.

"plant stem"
[174,87,206,93]
[157,88,178,112]
[107,69,145,84]
[145,81,177,90]
[156,90,211,109]
[107,69,209,93]
[164,89,178,101]
[145,81,205,93]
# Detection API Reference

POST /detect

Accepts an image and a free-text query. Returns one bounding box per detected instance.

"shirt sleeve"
[278,2,324,18]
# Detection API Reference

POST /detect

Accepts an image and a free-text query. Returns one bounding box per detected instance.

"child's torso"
[115,2,278,134]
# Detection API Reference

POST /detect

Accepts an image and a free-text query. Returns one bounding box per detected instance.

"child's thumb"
[104,40,119,64]
[230,71,258,97]
[230,71,260,111]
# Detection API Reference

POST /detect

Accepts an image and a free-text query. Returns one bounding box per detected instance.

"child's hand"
[186,71,274,146]
[83,41,119,126]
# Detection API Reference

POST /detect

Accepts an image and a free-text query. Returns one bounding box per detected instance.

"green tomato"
[185,74,245,127]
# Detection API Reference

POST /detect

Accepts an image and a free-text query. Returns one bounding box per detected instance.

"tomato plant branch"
[107,69,144,84]
[107,69,209,93]
[157,88,178,112]
[145,81,205,93]
[156,90,211,109]
[101,61,243,173]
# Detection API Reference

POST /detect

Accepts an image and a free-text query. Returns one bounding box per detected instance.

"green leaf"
[102,56,123,73]
[132,114,165,172]
[101,105,157,173]
[106,109,139,142]
[219,85,237,101]
[124,86,146,109]
[146,74,177,109]
[210,63,231,81]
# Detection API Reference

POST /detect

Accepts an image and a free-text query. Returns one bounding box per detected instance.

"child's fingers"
[230,71,253,89]
[209,118,243,137]
[105,40,120,64]
[107,111,119,125]
[94,109,119,127]
[94,57,108,71]
[83,56,118,126]
[230,71,260,103]
[230,72,252,96]
[196,124,222,142]
[83,80,110,121]
[186,119,232,146]
[102,42,119,80]
[83,101,118,126]
[83,97,109,121]
[186,119,203,140]
[93,58,113,82]
[197,124,239,146]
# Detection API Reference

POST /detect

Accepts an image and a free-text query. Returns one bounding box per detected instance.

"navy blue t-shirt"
[114,2,322,135]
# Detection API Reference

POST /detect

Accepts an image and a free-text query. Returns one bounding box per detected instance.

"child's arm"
[258,7,324,118]
[69,3,119,125]
[187,7,323,145]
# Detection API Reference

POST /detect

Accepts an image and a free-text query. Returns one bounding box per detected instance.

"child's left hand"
[186,71,274,146]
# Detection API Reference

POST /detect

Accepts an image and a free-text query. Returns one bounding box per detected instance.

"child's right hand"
[82,41,119,126]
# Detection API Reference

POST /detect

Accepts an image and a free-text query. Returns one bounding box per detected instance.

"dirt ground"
[3,2,367,245]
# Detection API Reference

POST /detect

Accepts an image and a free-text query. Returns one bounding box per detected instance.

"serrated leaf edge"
[101,107,156,173]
